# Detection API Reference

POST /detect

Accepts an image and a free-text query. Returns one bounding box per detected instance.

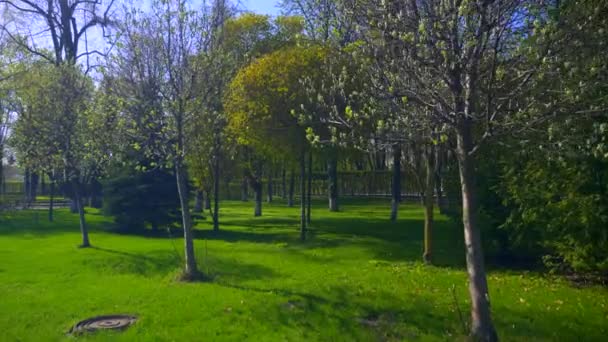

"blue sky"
[243,0,280,15]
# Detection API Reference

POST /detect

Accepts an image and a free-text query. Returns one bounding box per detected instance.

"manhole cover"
[69,315,137,334]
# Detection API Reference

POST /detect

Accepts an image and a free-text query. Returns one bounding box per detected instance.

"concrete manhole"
[69,315,137,334]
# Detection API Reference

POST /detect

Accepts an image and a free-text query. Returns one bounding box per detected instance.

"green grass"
[1,199,607,341]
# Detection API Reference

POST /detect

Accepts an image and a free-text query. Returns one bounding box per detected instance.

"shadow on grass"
[86,245,278,281]
[217,281,457,340]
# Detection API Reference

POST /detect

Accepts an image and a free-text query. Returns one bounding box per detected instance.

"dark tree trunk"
[213,155,220,231]
[300,150,307,241]
[253,180,262,217]
[456,121,497,341]
[288,169,295,207]
[24,168,31,206]
[194,189,203,213]
[41,175,46,196]
[204,190,211,210]
[282,168,287,199]
[435,146,446,213]
[327,152,339,212]
[423,146,435,264]
[390,144,401,221]
[267,172,273,203]
[307,151,312,225]
[73,180,90,247]
[30,172,39,202]
[176,163,198,278]
[241,177,248,201]
[0,157,3,196]
[48,178,54,222]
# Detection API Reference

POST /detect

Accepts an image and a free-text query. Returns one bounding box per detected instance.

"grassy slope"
[0,199,607,341]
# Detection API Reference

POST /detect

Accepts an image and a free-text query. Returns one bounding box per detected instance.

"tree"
[338,0,549,339]
[110,0,218,279]
[225,45,327,240]
[1,0,116,247]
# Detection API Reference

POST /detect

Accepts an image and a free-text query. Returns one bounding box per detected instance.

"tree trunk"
[390,144,401,221]
[435,146,446,213]
[213,156,220,231]
[204,190,211,210]
[73,180,90,247]
[254,180,262,217]
[282,168,287,198]
[241,177,248,201]
[24,168,31,206]
[456,123,497,341]
[194,189,203,213]
[423,146,435,264]
[327,153,339,212]
[41,175,46,196]
[300,150,307,241]
[267,172,273,203]
[0,157,3,197]
[307,150,312,225]
[288,169,295,207]
[30,172,39,202]
[176,164,198,278]
[48,178,54,222]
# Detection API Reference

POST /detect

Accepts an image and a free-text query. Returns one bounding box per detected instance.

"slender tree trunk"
[48,178,54,222]
[300,150,307,241]
[73,180,90,247]
[0,156,3,198]
[282,168,287,198]
[307,151,312,225]
[213,155,220,231]
[390,144,401,221]
[254,180,262,217]
[288,169,295,207]
[267,172,273,203]
[31,172,39,202]
[327,152,339,212]
[176,163,198,278]
[194,189,203,213]
[456,123,497,341]
[241,177,248,201]
[435,146,445,213]
[423,146,435,264]
[24,168,31,206]
[41,175,46,196]
[204,190,211,210]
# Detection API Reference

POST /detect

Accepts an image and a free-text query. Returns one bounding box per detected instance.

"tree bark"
[194,189,203,213]
[300,150,307,241]
[307,151,312,225]
[241,177,248,201]
[30,172,39,203]
[267,172,273,203]
[327,152,339,212]
[423,146,435,264]
[213,150,220,231]
[24,168,31,206]
[73,180,90,247]
[456,122,497,341]
[204,190,211,210]
[390,144,401,221]
[253,180,262,217]
[435,146,446,213]
[176,163,198,278]
[48,178,54,222]
[282,168,287,199]
[288,169,295,207]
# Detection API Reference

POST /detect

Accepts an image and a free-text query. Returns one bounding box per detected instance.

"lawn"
[1,199,607,341]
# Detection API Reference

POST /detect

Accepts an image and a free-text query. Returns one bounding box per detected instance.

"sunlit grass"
[1,199,607,341]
